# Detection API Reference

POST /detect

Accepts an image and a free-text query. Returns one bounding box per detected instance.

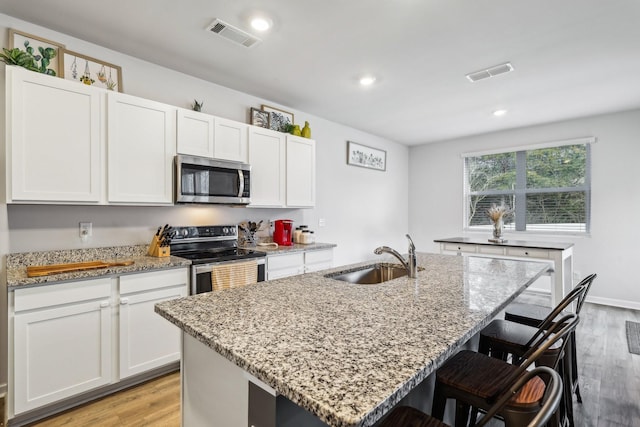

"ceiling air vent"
[466,62,514,82]
[206,18,261,48]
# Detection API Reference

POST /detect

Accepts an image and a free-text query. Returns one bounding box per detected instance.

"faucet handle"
[406,234,415,252]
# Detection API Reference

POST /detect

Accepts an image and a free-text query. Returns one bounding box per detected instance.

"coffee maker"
[273,220,293,246]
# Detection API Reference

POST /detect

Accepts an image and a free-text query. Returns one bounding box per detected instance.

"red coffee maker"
[273,220,293,246]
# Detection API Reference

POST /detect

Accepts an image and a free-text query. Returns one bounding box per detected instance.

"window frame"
[462,137,594,236]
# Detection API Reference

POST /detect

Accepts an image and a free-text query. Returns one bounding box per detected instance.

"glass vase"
[489,217,506,243]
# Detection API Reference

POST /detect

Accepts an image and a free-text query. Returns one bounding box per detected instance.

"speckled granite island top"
[155,252,549,427]
[6,245,191,289]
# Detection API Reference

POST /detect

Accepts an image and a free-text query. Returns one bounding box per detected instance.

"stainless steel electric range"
[169,225,266,294]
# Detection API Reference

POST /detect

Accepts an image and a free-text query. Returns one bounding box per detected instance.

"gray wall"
[408,108,640,310]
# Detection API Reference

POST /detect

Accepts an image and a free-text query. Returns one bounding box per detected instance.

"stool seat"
[379,406,449,427]
[505,302,556,327]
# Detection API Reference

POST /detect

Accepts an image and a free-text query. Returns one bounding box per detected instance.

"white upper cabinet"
[286,135,316,208]
[248,127,286,207]
[214,117,248,163]
[107,92,176,204]
[6,66,103,203]
[176,108,215,158]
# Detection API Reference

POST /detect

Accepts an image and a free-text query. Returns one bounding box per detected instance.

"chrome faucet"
[374,234,418,278]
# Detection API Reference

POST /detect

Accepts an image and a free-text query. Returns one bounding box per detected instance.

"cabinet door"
[286,136,316,207]
[7,66,103,203]
[119,270,188,379]
[13,294,112,414]
[304,249,333,273]
[107,93,176,204]
[248,127,286,207]
[176,108,215,157]
[214,117,248,163]
[267,253,305,280]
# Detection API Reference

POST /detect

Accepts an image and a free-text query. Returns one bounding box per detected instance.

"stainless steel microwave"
[175,155,251,205]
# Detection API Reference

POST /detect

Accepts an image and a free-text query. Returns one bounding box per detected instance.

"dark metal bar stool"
[504,273,596,404]
[380,367,562,427]
[431,314,578,427]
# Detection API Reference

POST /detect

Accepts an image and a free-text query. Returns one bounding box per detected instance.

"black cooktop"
[173,248,266,264]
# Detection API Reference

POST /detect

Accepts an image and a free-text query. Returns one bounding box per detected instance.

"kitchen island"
[155,252,550,427]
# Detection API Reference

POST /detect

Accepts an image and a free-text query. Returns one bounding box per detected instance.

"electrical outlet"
[79,222,92,240]
[318,218,326,227]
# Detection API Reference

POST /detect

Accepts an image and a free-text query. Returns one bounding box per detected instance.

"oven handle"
[238,170,244,197]
[194,257,265,275]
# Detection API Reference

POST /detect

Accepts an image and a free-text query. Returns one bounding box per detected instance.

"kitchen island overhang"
[155,252,550,427]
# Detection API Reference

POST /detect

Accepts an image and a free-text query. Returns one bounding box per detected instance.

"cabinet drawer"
[505,248,550,259]
[120,268,188,294]
[267,253,304,270]
[14,278,112,312]
[305,249,333,265]
[478,245,505,256]
[443,243,477,253]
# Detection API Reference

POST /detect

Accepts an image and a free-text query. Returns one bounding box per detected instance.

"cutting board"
[27,260,135,277]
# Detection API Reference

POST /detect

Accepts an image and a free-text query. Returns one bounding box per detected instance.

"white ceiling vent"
[466,62,514,82]
[206,19,261,48]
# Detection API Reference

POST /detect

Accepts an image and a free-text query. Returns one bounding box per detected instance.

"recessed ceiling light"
[493,109,508,117]
[250,17,272,31]
[359,75,376,86]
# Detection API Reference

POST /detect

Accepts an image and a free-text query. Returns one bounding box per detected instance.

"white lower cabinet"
[266,252,305,280]
[13,279,113,414]
[266,248,334,280]
[304,249,334,273]
[119,269,188,379]
[10,268,188,417]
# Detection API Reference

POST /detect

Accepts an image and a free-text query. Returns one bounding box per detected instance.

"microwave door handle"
[238,170,244,197]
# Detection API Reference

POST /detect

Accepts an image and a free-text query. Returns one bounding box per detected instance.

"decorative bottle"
[301,121,311,138]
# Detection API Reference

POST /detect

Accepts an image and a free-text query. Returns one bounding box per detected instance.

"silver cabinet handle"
[120,298,129,305]
[100,301,110,308]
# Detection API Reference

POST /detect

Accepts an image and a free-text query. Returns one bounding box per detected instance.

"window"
[464,138,592,234]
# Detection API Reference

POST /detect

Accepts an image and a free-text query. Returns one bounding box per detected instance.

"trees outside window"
[464,143,590,233]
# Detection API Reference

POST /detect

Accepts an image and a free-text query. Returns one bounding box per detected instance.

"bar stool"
[477,277,593,427]
[504,273,596,403]
[431,314,578,427]
[380,366,563,427]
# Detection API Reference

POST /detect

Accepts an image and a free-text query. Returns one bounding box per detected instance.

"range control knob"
[223,227,229,234]
[182,229,189,237]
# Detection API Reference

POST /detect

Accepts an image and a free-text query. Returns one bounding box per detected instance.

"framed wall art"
[347,141,387,171]
[250,107,270,128]
[9,29,65,77]
[262,104,293,132]
[62,49,123,92]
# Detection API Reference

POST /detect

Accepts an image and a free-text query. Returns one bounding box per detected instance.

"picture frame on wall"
[347,141,387,171]
[250,107,270,128]
[261,104,294,132]
[9,29,65,77]
[62,49,123,92]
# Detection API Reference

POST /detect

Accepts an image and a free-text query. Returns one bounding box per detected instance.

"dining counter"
[155,252,550,427]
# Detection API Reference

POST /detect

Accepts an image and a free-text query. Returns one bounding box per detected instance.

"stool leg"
[570,332,582,403]
[561,358,574,427]
[454,401,470,427]
[432,381,447,421]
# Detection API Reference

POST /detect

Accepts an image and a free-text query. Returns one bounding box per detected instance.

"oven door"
[191,257,266,294]
[176,155,251,205]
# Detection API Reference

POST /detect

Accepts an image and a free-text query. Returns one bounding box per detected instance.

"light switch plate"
[79,222,92,239]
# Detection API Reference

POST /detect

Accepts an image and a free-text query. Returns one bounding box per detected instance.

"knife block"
[147,235,170,257]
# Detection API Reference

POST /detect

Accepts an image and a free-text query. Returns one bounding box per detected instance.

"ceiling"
[2,0,640,146]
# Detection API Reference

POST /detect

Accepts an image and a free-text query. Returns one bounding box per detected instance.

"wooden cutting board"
[27,260,135,277]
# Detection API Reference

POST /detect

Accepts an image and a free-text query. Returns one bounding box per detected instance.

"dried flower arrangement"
[486,202,512,222]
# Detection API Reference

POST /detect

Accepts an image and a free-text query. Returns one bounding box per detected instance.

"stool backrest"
[496,313,578,400]
[575,273,597,314]
[529,282,587,344]
[475,366,562,427]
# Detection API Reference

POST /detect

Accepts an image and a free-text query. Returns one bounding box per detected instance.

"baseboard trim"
[586,296,640,311]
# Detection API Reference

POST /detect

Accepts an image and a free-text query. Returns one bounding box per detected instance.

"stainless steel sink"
[325,263,410,284]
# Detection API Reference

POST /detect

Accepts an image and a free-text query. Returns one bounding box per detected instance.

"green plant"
[0,40,58,76]
[283,123,295,134]
[0,47,39,72]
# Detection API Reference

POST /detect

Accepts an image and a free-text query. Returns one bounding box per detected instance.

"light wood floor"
[26,300,640,427]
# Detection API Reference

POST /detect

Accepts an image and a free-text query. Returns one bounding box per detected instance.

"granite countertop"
[243,242,336,255]
[155,252,550,427]
[434,236,574,250]
[6,245,191,289]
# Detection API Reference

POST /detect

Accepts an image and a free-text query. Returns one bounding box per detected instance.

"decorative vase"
[301,121,311,138]
[292,125,301,136]
[489,217,506,243]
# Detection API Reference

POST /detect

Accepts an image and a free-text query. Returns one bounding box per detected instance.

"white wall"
[0,13,409,389]
[409,108,640,309]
